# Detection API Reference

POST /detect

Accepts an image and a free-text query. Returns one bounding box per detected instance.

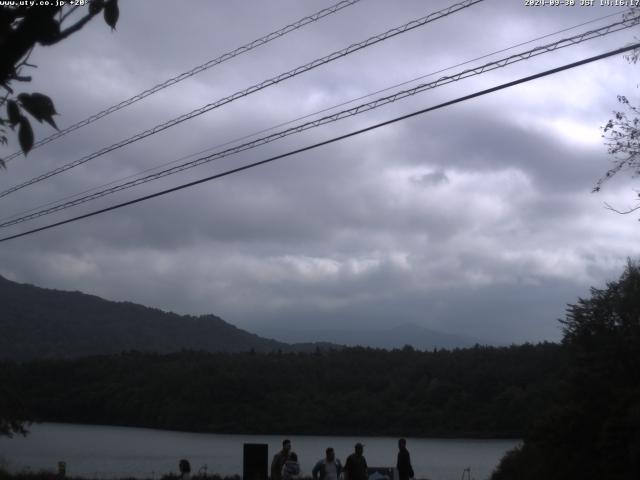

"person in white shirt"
[312,447,343,480]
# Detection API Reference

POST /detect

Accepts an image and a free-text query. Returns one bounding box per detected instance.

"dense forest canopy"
[0,343,564,439]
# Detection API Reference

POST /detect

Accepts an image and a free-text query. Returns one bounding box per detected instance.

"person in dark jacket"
[344,443,368,480]
[396,439,414,480]
[271,439,292,480]
[312,447,342,480]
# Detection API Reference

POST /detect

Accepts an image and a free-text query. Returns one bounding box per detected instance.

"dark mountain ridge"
[0,275,288,361]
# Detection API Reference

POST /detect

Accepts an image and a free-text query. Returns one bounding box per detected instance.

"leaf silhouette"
[17,92,58,130]
[7,100,20,127]
[104,0,119,30]
[18,116,34,155]
[89,0,104,15]
[35,15,61,46]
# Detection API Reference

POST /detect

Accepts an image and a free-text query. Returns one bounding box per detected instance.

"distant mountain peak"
[258,323,486,350]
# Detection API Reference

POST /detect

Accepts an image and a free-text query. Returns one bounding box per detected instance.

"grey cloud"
[411,169,449,187]
[1,0,638,345]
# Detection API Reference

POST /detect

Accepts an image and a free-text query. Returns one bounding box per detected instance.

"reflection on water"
[0,423,519,480]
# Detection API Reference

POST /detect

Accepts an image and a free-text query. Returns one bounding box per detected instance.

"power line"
[3,10,626,227]
[2,15,637,229]
[1,43,637,244]
[0,9,624,225]
[0,0,484,200]
[1,0,363,164]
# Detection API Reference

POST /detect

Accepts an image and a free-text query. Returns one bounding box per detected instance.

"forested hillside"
[491,262,640,480]
[0,275,287,360]
[1,343,565,438]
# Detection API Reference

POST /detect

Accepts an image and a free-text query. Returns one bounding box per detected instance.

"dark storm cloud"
[412,170,450,187]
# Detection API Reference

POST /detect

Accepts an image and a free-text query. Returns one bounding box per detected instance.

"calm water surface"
[0,423,519,480]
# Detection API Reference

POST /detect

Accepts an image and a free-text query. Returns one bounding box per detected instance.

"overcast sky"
[1,0,639,344]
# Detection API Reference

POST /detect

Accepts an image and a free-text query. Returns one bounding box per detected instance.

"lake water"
[0,423,519,480]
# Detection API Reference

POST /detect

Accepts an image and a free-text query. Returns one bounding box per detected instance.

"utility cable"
[1,15,637,229]
[0,0,484,199]
[1,0,363,164]
[1,42,637,244]
[0,8,624,225]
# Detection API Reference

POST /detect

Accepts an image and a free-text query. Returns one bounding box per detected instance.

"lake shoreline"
[19,420,523,441]
[0,422,519,480]
[1,470,435,480]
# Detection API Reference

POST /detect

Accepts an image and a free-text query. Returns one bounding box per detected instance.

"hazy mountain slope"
[258,322,485,350]
[0,275,288,361]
